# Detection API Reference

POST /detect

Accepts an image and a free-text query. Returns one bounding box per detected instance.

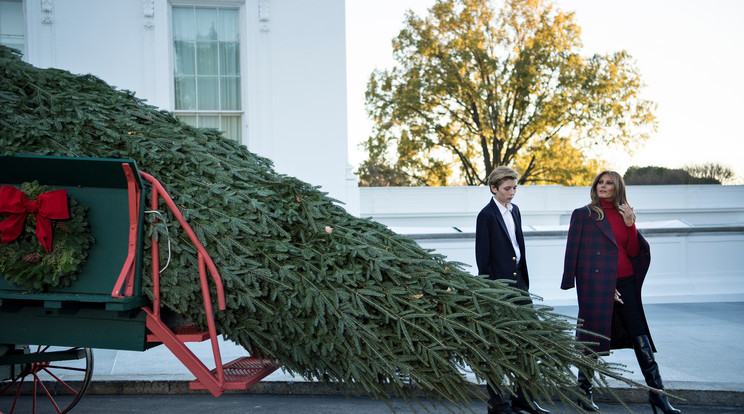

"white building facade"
[2,0,359,212]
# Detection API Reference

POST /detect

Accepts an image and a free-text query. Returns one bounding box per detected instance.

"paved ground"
[3,302,744,412]
[2,394,741,414]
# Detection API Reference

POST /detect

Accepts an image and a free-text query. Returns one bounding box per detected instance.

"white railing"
[360,185,744,305]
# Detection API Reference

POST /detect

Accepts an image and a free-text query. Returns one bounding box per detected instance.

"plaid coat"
[561,206,654,354]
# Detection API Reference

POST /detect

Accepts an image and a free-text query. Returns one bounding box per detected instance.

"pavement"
[8,302,744,411]
[4,394,743,414]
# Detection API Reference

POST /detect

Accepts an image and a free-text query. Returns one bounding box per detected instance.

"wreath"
[0,181,94,291]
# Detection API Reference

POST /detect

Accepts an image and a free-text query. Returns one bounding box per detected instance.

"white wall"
[361,185,744,305]
[413,230,744,306]
[21,0,358,213]
[361,185,744,229]
[246,0,355,211]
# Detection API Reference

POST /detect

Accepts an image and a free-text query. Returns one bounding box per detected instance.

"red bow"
[0,185,70,253]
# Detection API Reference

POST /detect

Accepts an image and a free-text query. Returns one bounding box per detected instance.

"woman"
[561,171,680,414]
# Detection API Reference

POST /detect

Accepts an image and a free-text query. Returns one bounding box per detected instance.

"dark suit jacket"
[475,198,528,290]
[561,206,653,353]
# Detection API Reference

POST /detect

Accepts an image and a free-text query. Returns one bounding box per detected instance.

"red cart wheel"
[0,346,94,414]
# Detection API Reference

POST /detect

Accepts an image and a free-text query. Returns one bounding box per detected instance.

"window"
[0,0,24,56]
[172,6,241,141]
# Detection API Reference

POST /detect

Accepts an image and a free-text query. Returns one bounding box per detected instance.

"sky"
[345,0,744,183]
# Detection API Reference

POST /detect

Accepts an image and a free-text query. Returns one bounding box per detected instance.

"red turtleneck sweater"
[600,199,640,278]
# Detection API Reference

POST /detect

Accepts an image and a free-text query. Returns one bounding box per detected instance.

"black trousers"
[487,265,532,409]
[514,265,532,305]
[614,276,648,337]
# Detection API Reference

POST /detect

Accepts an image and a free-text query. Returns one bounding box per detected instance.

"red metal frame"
[137,170,229,397]
[106,166,276,398]
[111,163,141,298]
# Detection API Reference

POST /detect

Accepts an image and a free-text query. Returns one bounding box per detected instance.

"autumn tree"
[624,166,708,185]
[624,163,736,185]
[358,0,656,186]
[684,162,736,185]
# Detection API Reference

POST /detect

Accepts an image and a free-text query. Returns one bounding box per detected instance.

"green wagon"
[0,155,278,413]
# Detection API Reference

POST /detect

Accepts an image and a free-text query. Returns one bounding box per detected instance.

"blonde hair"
[588,170,630,220]
[487,166,519,195]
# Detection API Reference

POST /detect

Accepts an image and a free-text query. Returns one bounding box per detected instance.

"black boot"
[633,335,681,414]
[577,370,599,412]
[487,385,518,414]
[511,387,551,414]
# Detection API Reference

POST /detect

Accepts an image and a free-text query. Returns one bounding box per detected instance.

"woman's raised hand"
[618,204,635,226]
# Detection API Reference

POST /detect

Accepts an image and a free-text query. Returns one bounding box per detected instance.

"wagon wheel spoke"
[1,346,94,414]
[9,376,26,414]
[45,366,89,373]
[0,375,21,395]
[33,372,63,413]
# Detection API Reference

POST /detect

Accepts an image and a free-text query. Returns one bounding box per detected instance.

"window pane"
[221,115,241,141]
[172,7,194,41]
[197,77,218,110]
[174,76,196,110]
[172,5,242,143]
[195,8,217,41]
[0,0,24,55]
[0,1,23,35]
[175,114,197,128]
[199,115,220,129]
[218,9,239,42]
[174,41,195,75]
[2,39,23,55]
[196,42,218,75]
[220,78,241,110]
[219,42,240,76]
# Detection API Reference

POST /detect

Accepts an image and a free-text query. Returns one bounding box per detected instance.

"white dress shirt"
[494,197,521,265]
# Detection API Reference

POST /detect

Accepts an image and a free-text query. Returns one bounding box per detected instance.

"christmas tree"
[0,46,633,411]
